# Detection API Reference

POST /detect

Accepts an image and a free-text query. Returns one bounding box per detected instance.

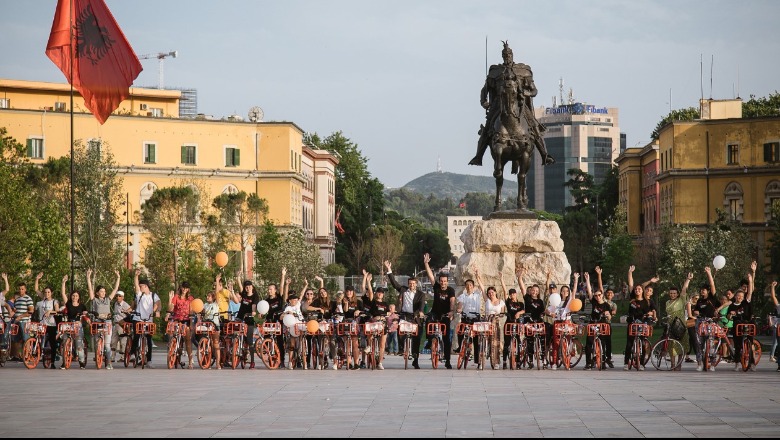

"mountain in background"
[396,171,517,201]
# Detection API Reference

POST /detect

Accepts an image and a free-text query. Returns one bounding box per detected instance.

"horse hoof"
[468,157,483,166]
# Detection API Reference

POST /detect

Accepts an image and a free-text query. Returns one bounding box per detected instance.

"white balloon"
[282,314,297,328]
[258,300,270,315]
[713,255,726,270]
[549,293,562,307]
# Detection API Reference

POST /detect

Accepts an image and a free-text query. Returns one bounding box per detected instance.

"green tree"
[211,191,268,278]
[742,92,780,118]
[651,107,700,140]
[564,168,596,208]
[598,205,634,290]
[769,200,780,276]
[367,224,405,278]
[254,221,323,293]
[560,207,597,275]
[140,186,201,290]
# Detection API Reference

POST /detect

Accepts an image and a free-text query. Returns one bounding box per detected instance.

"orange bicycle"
[256,322,282,370]
[628,321,653,371]
[505,322,525,370]
[553,321,583,371]
[363,320,385,370]
[91,320,112,370]
[133,321,157,369]
[22,322,48,369]
[587,323,611,371]
[225,321,248,370]
[525,322,546,370]
[426,321,446,369]
[398,319,418,370]
[735,323,761,371]
[472,319,495,370]
[195,321,218,369]
[337,321,359,371]
[165,321,188,370]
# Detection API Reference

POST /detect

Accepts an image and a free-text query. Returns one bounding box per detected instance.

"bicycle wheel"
[702,338,711,371]
[509,337,518,370]
[95,336,104,370]
[741,339,750,371]
[517,338,526,369]
[312,339,320,370]
[751,340,762,365]
[299,337,308,369]
[167,337,178,369]
[23,338,41,369]
[478,337,486,370]
[198,337,212,369]
[631,338,642,371]
[123,338,133,368]
[560,338,570,370]
[43,345,53,369]
[337,338,347,370]
[570,338,583,368]
[231,338,240,370]
[534,339,542,370]
[63,337,73,369]
[594,338,603,371]
[640,338,651,367]
[139,336,147,369]
[430,337,439,369]
[370,337,378,370]
[403,338,410,370]
[260,338,281,370]
[457,338,469,370]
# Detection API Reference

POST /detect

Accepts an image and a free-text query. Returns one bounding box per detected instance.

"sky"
[2,0,779,188]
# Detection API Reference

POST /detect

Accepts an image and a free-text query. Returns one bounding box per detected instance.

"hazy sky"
[2,1,778,188]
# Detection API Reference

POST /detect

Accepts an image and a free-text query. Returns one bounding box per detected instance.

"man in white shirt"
[131,270,160,366]
[456,278,483,364]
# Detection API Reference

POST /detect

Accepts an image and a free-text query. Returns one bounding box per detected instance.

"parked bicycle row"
[2,255,777,372]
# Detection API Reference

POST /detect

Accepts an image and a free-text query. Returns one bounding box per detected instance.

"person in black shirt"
[583,272,612,370]
[266,268,287,368]
[424,253,455,369]
[728,267,756,371]
[623,284,653,371]
[364,271,389,370]
[60,275,88,369]
[500,278,525,369]
[237,280,260,369]
[385,260,426,369]
[692,266,719,372]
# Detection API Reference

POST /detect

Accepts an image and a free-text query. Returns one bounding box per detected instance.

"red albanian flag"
[46,0,142,124]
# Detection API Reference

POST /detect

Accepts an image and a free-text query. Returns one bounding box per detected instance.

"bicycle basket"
[122,322,134,334]
[426,322,446,336]
[587,323,611,336]
[318,321,333,335]
[669,317,686,340]
[27,322,46,335]
[629,323,651,337]
[135,321,156,335]
[57,321,79,335]
[195,322,216,335]
[504,323,523,336]
[524,322,545,336]
[472,322,493,335]
[262,322,282,336]
[554,322,577,336]
[165,321,186,335]
[456,322,472,335]
[398,320,418,335]
[338,321,359,336]
[91,321,111,334]
[735,323,756,337]
[364,321,385,334]
[9,323,19,335]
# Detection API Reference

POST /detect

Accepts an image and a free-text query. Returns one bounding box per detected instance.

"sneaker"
[377,363,384,370]
[696,365,703,372]
[412,360,420,370]
[776,366,780,372]
[584,365,592,371]
[151,342,158,348]
[551,364,557,371]
[606,360,614,369]
[503,362,507,370]
[60,364,66,370]
[734,365,741,372]
[106,364,113,370]
[359,361,366,369]
[80,366,86,370]
[749,365,756,372]
[146,363,155,369]
[638,365,645,371]
[623,365,630,371]
[770,356,776,362]
[446,363,453,370]
[708,366,715,372]
[249,362,255,370]
[685,357,695,363]
[331,363,337,370]
[287,363,293,370]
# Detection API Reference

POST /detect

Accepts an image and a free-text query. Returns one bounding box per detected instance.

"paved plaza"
[1,353,779,438]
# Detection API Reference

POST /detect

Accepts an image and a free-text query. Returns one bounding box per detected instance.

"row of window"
[727,142,780,165]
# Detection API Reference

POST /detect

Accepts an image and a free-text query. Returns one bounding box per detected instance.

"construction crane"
[138,51,178,89]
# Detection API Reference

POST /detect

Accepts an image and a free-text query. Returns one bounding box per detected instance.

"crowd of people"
[1,254,777,372]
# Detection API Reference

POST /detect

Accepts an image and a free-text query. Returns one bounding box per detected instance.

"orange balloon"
[568,298,583,313]
[190,298,204,314]
[215,251,229,268]
[306,320,319,334]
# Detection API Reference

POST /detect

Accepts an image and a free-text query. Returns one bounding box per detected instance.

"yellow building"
[0,78,338,273]
[617,98,780,264]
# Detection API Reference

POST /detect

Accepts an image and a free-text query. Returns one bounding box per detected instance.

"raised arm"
[109,270,121,300]
[680,272,693,302]
[584,272,593,300]
[385,260,402,292]
[229,278,241,304]
[499,275,509,301]
[315,275,324,290]
[544,269,551,298]
[61,274,69,304]
[298,279,309,300]
[595,266,604,295]
[1,273,9,299]
[704,266,716,296]
[475,268,487,302]
[167,289,176,311]
[747,260,757,302]
[770,281,778,307]
[627,265,635,293]
[571,272,579,293]
[235,270,243,289]
[642,275,660,289]
[423,253,435,289]
[134,268,141,294]
[363,270,374,302]
[86,268,95,301]
[34,272,43,298]
[515,266,527,296]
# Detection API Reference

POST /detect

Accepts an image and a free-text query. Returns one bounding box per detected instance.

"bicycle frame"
[587,323,610,371]
[134,321,156,369]
[504,322,525,370]
[628,322,652,371]
[398,320,418,370]
[426,322,446,369]
[525,322,546,370]
[257,322,282,370]
[735,323,757,371]
[91,320,112,370]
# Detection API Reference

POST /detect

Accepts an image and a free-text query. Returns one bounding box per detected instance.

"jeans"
[386,331,398,353]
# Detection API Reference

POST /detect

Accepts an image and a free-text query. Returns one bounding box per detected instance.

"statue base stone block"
[455,218,571,295]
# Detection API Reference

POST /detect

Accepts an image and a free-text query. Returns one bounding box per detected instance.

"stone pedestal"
[454,219,571,294]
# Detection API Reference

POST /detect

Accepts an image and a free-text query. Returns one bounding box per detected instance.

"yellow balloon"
[215,251,229,268]
[190,298,204,314]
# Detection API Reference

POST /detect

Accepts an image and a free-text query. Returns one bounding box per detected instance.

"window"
[149,108,163,117]
[181,145,197,165]
[723,182,743,222]
[26,137,44,159]
[764,142,780,163]
[0,98,9,109]
[727,143,739,165]
[144,143,156,164]
[225,147,240,167]
[765,181,780,221]
[54,102,66,112]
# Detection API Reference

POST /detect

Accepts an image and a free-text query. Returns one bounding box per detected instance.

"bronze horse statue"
[489,66,534,211]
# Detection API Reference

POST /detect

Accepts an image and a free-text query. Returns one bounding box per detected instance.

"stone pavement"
[1,354,779,438]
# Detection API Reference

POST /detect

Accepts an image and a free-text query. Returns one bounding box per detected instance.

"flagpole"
[69,0,75,293]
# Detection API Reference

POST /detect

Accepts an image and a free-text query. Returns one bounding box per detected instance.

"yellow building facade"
[0,79,338,273]
[617,99,780,265]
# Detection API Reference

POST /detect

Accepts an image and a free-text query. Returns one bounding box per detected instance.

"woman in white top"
[202,291,222,369]
[34,274,59,370]
[475,270,506,369]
